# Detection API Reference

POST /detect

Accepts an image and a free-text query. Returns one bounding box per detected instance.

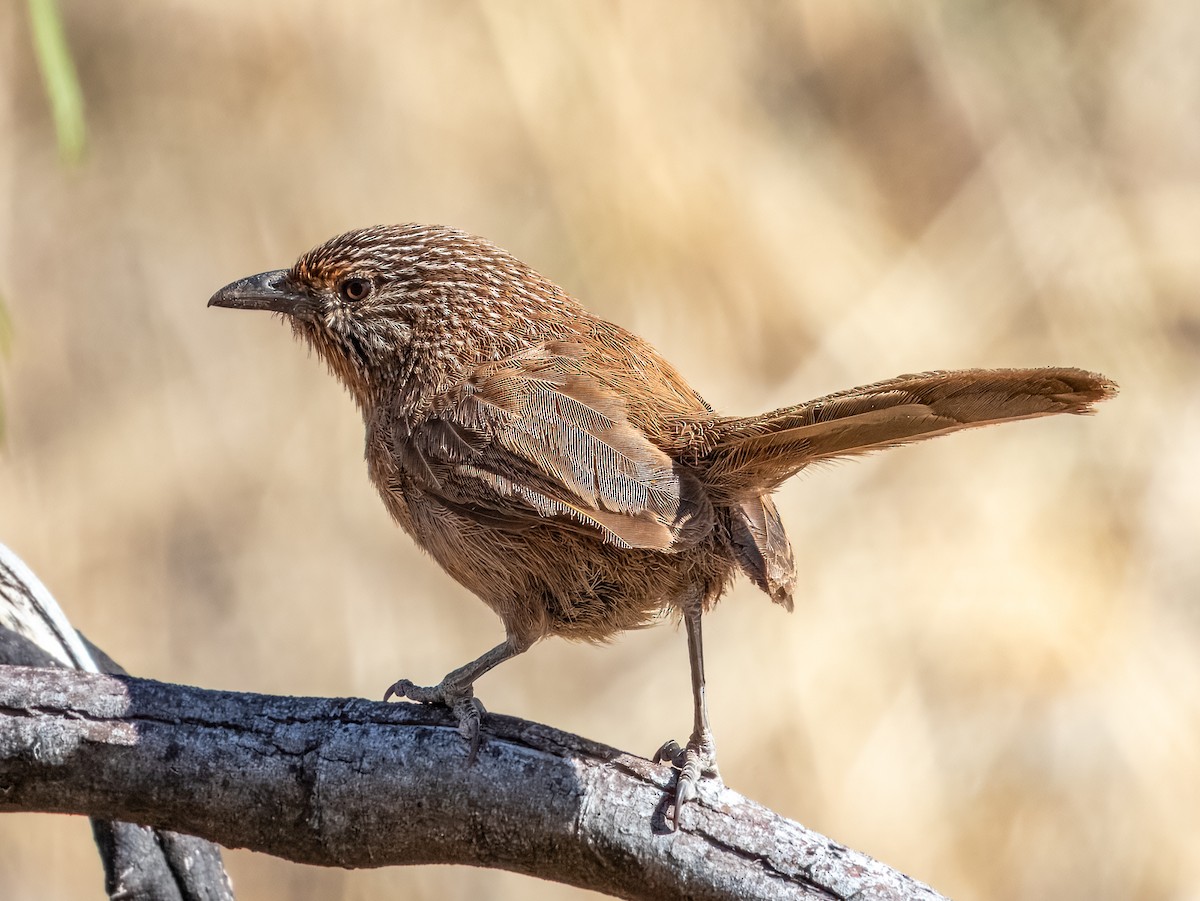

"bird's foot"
[384,678,487,763]
[653,731,720,831]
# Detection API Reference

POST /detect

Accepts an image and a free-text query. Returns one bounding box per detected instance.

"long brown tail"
[700,367,1117,495]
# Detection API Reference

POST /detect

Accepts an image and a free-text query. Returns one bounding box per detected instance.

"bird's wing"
[394,341,712,551]
[730,495,796,610]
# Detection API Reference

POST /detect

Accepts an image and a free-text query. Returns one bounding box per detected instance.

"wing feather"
[395,343,712,550]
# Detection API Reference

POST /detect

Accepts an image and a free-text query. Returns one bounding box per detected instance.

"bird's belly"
[383,482,727,643]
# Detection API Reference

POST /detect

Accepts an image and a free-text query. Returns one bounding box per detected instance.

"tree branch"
[0,664,944,900]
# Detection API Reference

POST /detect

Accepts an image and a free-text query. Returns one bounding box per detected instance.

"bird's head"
[209,224,576,409]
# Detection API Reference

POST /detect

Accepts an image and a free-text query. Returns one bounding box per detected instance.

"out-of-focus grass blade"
[28,0,86,164]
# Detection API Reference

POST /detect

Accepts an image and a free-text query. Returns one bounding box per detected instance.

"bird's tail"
[699,367,1117,496]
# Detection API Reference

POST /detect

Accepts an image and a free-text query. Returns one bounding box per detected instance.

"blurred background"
[0,1,1195,899]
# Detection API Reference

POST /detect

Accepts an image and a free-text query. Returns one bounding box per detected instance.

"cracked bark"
[0,664,945,901]
[0,541,943,900]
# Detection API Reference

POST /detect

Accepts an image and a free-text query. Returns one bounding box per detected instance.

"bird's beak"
[207,269,315,315]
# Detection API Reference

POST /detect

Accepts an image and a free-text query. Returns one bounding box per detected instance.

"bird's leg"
[653,604,720,830]
[384,633,531,763]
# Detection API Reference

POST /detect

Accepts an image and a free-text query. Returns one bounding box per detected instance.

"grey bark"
[0,664,945,901]
[0,540,943,899]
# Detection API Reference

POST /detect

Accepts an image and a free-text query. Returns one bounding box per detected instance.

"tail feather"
[701,368,1116,494]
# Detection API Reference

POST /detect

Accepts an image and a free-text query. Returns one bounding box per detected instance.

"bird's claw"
[383,678,487,763]
[653,732,719,831]
[382,678,419,704]
[652,738,684,765]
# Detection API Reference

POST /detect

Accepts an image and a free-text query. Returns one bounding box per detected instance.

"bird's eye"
[339,277,372,302]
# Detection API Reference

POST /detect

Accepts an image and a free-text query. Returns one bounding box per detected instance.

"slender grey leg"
[653,605,720,830]
[685,605,717,766]
[385,633,532,762]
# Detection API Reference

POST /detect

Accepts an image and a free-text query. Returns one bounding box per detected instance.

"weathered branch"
[0,664,943,900]
[0,539,941,899]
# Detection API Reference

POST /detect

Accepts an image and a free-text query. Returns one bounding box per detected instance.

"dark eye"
[339,277,372,302]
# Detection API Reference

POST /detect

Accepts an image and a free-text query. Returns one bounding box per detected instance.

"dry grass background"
[0,1,1195,899]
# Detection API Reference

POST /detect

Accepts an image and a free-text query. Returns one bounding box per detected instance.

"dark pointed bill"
[207,269,314,315]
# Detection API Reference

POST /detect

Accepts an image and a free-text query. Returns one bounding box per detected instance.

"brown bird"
[209,224,1116,828]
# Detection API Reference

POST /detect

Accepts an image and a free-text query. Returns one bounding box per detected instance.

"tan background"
[1,2,1195,899]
